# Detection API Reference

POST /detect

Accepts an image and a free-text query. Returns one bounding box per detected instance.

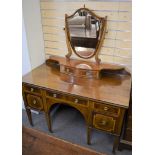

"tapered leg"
[87,126,91,145]
[45,112,52,133]
[112,136,120,153]
[25,108,33,126]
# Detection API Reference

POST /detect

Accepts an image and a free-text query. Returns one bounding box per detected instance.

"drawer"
[65,95,88,106]
[26,94,43,110]
[46,90,63,99]
[94,103,120,117]
[93,114,116,132]
[24,85,41,94]
[60,65,98,79]
[60,65,74,75]
[74,69,98,78]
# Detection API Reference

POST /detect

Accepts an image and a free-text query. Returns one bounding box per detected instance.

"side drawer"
[94,102,120,117]
[26,94,43,111]
[24,84,41,95]
[93,114,116,132]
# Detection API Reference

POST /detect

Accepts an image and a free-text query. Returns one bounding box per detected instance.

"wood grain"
[23,126,105,155]
[22,62,131,108]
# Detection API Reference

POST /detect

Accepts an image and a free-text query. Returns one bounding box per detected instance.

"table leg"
[87,126,91,145]
[25,108,33,126]
[45,112,52,133]
[112,136,120,153]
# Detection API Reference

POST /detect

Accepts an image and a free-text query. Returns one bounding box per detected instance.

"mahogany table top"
[22,63,131,108]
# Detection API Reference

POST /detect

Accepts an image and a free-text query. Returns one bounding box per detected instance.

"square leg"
[87,126,91,145]
[25,108,33,126]
[112,136,120,153]
[45,112,52,133]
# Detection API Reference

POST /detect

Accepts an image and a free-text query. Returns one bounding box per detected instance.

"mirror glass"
[67,9,101,58]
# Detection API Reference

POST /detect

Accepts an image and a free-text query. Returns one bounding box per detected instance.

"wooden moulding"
[64,7,107,64]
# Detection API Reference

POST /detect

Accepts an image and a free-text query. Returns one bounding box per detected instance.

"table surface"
[22,63,131,108]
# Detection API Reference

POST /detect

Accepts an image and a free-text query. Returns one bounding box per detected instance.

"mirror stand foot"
[95,57,101,65]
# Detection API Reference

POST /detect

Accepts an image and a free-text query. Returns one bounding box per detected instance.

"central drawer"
[46,90,88,106]
[46,90,63,99]
[65,95,88,106]
[93,114,116,132]
[60,65,99,79]
[60,65,74,75]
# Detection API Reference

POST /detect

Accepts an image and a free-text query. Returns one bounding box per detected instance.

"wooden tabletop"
[22,63,131,108]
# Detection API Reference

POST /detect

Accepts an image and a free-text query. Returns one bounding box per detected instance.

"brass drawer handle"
[33,99,36,105]
[53,94,57,98]
[30,88,34,92]
[74,99,78,103]
[104,107,108,111]
[101,120,106,125]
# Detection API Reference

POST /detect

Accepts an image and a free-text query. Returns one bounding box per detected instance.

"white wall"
[22,0,44,112]
[22,17,31,75]
[22,0,45,69]
[22,17,31,109]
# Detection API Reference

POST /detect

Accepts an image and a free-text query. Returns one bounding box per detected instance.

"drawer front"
[93,114,116,132]
[46,90,63,99]
[26,94,43,110]
[24,85,41,94]
[60,65,98,79]
[60,66,74,75]
[65,95,88,106]
[46,90,88,106]
[75,69,98,79]
[94,103,120,117]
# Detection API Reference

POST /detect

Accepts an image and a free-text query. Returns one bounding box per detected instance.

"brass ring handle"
[66,68,69,73]
[31,88,34,92]
[33,100,36,104]
[104,107,108,111]
[101,120,106,125]
[53,94,57,98]
[74,99,78,103]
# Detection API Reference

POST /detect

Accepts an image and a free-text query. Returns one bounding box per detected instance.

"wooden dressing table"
[22,56,131,153]
[22,7,131,153]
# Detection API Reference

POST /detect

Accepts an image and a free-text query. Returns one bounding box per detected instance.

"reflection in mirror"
[67,9,101,58]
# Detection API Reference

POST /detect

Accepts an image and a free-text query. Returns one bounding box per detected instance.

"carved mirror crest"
[65,6,107,64]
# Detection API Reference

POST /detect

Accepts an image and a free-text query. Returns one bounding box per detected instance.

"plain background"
[0,0,155,155]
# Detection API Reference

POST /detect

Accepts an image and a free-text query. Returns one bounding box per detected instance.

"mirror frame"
[65,7,107,64]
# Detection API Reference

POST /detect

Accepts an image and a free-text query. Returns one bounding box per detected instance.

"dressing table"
[22,7,131,153]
